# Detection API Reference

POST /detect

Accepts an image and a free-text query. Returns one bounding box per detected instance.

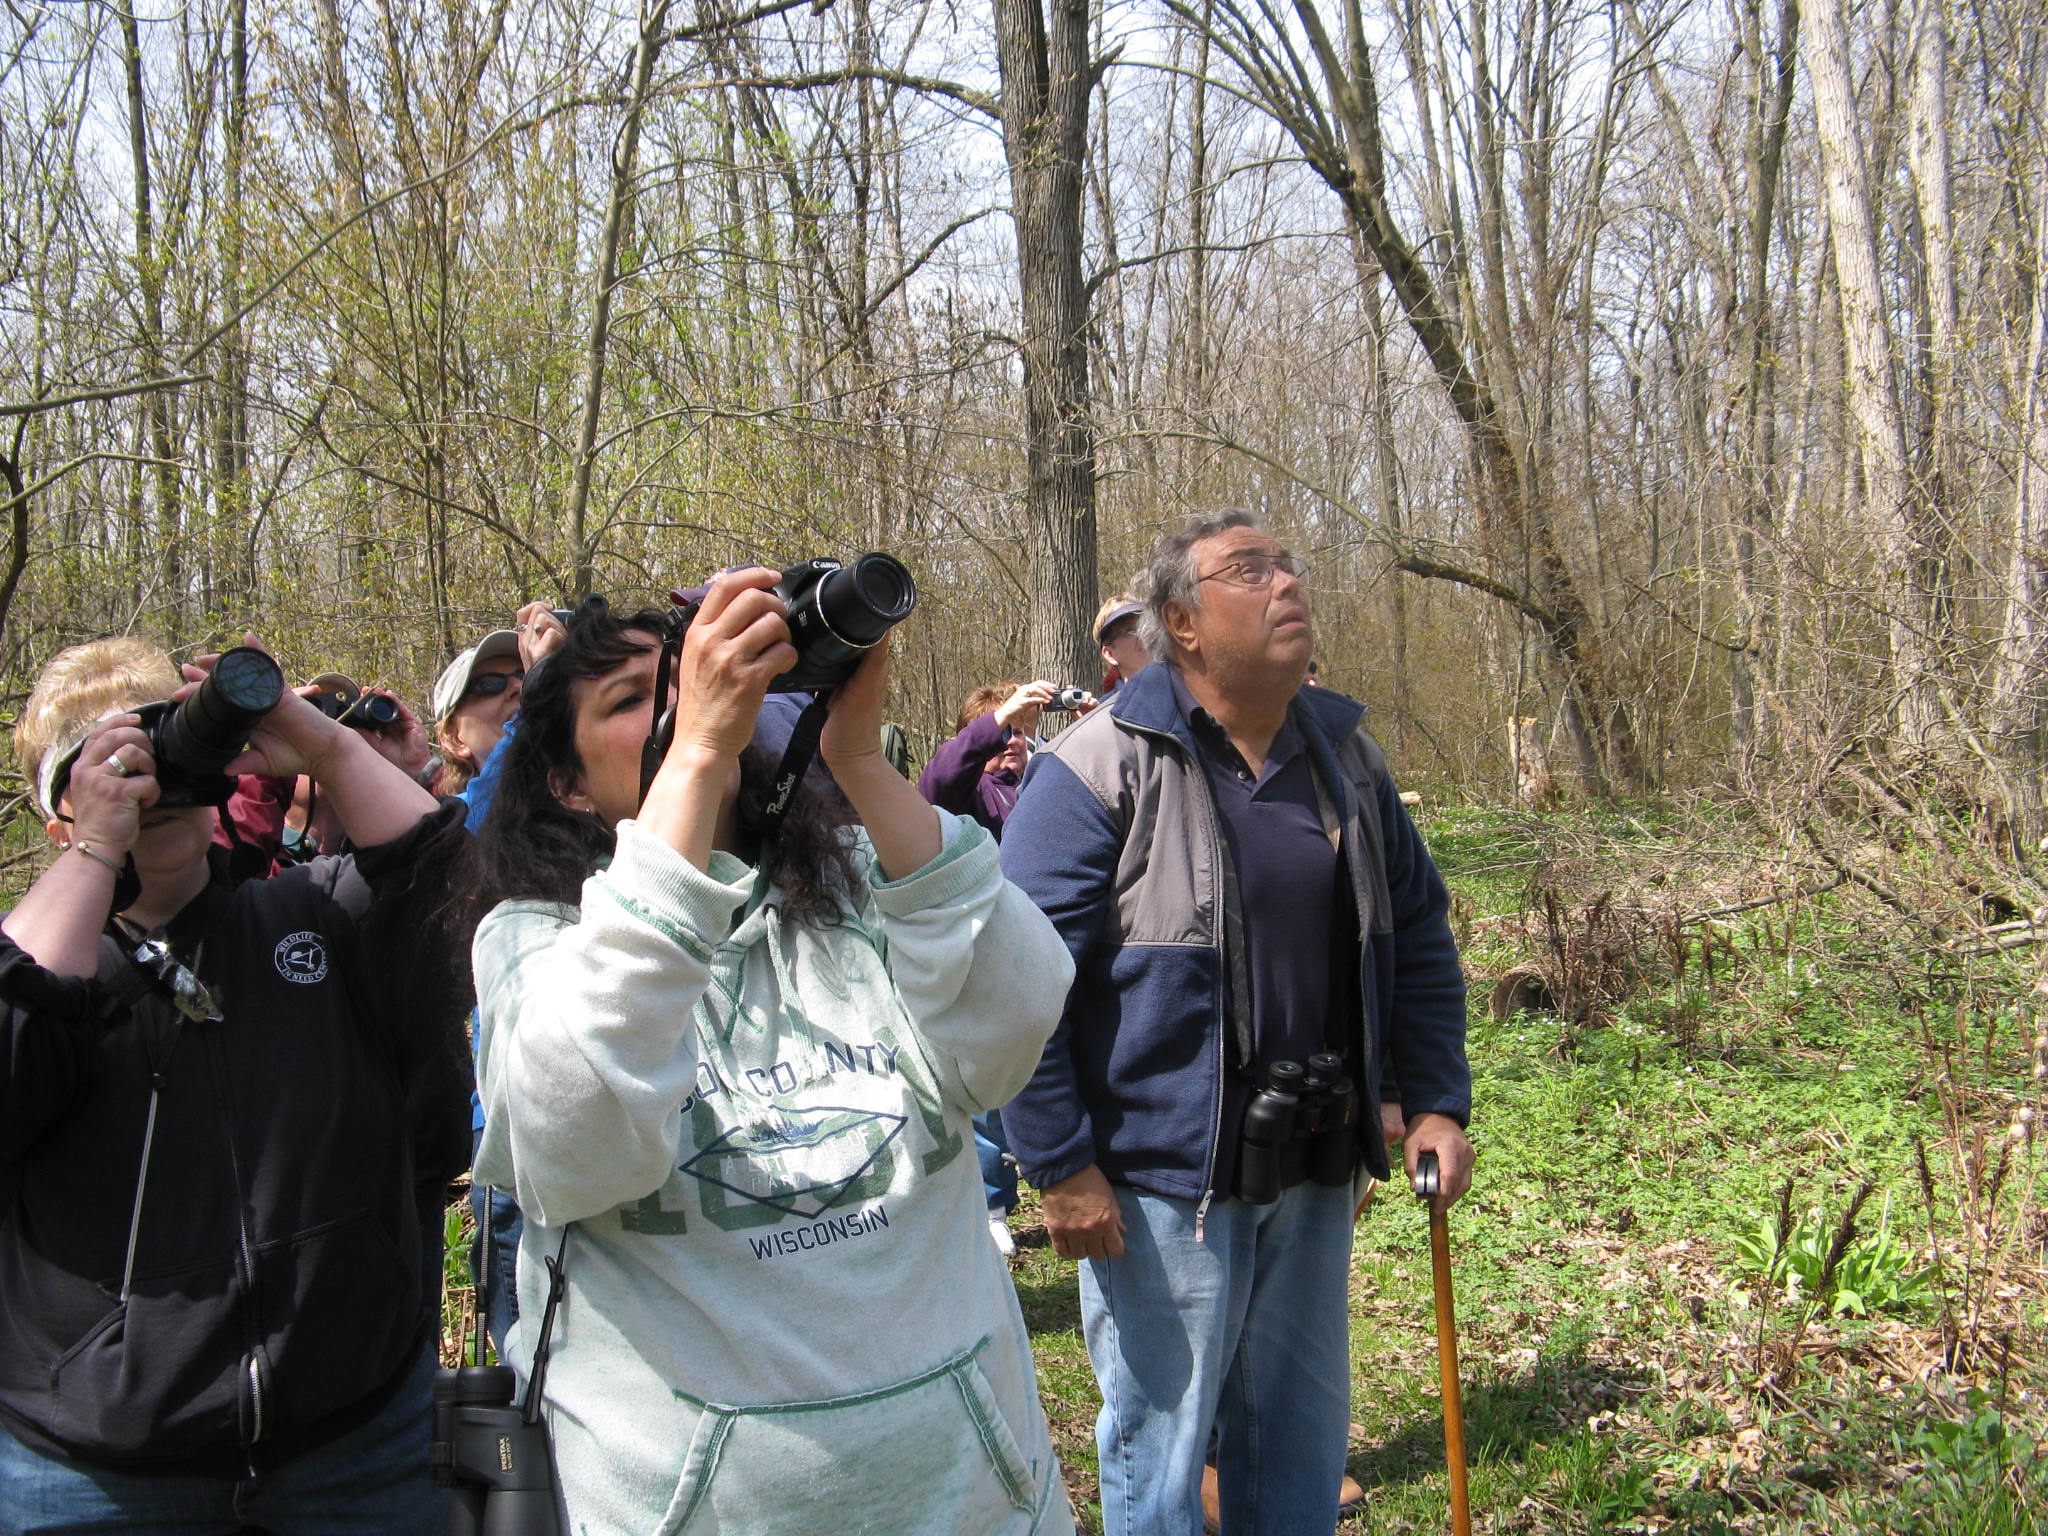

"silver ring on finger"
[104,751,133,778]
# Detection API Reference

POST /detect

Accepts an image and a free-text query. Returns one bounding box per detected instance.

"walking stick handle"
[1412,1150,1472,1536]
[1412,1149,1441,1199]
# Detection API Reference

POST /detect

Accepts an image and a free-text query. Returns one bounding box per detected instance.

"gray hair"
[1135,508,1263,661]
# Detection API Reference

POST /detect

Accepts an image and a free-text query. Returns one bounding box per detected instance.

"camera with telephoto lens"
[767,554,918,692]
[49,646,285,814]
[1043,686,1093,713]
[431,1365,560,1536]
[1233,1052,1360,1204]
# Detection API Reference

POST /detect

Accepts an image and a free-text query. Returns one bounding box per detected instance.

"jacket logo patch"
[274,932,329,984]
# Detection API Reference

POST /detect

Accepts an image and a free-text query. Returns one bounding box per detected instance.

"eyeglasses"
[462,671,522,704]
[1197,553,1309,589]
[132,938,224,1023]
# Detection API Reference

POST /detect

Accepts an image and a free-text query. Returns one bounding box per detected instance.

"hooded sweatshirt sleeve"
[472,820,747,1226]
[866,810,1071,1115]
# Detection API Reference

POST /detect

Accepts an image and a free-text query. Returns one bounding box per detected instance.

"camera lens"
[152,646,285,785]
[818,554,916,648]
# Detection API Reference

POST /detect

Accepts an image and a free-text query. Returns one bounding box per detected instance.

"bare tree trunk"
[1186,0,1634,788]
[565,0,673,598]
[1987,85,2048,849]
[992,0,1101,687]
[213,0,251,612]
[1905,0,1958,590]
[1807,0,1943,747]
[120,0,184,622]
[1732,0,1800,777]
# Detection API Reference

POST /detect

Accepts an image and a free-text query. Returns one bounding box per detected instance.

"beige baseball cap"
[430,632,521,724]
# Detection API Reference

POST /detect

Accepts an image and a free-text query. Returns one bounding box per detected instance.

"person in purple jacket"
[915,680,1059,839]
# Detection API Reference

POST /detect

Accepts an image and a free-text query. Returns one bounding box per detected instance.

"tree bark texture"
[993,0,1101,690]
[1806,0,1944,746]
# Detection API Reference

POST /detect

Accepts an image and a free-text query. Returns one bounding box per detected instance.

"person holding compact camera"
[467,565,1075,1535]
[1000,511,1473,1535]
[915,679,1087,842]
[0,634,471,1532]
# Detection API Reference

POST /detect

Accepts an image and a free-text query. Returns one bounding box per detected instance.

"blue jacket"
[998,662,1469,1201]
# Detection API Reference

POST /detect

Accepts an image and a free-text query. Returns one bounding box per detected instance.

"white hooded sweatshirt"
[474,811,1075,1536]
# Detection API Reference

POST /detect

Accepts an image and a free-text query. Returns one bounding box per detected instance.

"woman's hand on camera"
[515,601,569,670]
[63,715,159,854]
[665,568,797,766]
[185,637,344,782]
[818,633,892,773]
[819,633,942,880]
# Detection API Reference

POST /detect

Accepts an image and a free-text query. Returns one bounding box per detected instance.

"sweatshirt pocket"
[48,1260,243,1460]
[654,1340,1049,1536]
[251,1208,417,1428]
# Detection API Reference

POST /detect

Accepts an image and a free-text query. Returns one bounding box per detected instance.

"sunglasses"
[461,671,522,704]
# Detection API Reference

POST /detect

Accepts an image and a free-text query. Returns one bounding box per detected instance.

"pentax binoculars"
[1233,1052,1360,1204]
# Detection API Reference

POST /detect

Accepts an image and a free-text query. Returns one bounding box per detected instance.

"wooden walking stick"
[1413,1151,1472,1536]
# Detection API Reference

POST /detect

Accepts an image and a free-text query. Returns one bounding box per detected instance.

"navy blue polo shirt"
[1169,670,1337,1078]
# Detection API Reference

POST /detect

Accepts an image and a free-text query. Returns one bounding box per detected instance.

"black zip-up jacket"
[0,800,473,1473]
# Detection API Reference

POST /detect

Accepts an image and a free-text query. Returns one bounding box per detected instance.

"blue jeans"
[975,1108,1018,1215]
[0,1342,442,1535]
[1081,1180,1355,1536]
[469,1132,523,1361]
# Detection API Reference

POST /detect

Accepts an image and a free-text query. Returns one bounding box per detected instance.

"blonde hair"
[955,683,1017,735]
[15,638,182,798]
[1092,593,1138,640]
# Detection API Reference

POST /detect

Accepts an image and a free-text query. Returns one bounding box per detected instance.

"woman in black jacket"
[0,635,470,1533]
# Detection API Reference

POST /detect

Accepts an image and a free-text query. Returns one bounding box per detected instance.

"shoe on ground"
[1201,1463,1365,1529]
[988,1212,1016,1258]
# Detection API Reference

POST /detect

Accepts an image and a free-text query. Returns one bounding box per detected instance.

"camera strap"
[753,694,829,847]
[519,1227,573,1425]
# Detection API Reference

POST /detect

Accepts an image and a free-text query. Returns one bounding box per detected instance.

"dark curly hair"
[474,596,862,925]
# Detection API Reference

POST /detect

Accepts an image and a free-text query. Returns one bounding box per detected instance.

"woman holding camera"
[0,636,470,1531]
[470,570,1074,1535]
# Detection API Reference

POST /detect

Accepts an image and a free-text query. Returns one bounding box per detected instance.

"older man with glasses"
[1002,509,1474,1535]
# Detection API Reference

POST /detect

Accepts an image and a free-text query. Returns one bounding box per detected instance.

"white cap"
[430,631,520,723]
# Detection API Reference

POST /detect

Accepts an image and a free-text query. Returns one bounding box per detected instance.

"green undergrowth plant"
[1732,1184,1935,1319]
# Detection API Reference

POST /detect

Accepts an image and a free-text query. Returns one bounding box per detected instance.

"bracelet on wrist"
[67,841,124,878]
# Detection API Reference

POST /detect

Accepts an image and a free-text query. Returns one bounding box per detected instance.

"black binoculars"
[430,1365,561,1536]
[1234,1052,1360,1205]
[310,690,400,730]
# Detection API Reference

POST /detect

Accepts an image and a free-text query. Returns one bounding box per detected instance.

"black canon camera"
[1043,686,1093,713]
[48,646,284,814]
[1234,1051,1360,1204]
[768,554,918,692]
[309,689,400,730]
